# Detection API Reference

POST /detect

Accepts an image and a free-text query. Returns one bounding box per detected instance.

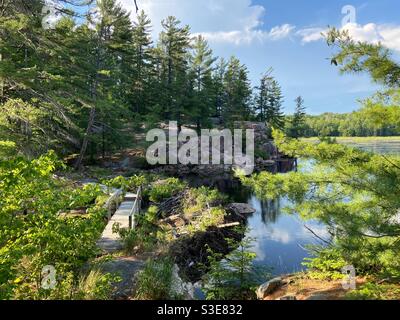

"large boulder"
[256,277,284,299]
[227,203,256,215]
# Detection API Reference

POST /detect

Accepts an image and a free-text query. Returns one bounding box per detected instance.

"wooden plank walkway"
[97,192,138,253]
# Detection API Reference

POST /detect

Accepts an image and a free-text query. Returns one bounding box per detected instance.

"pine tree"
[267,79,285,130]
[189,35,216,130]
[288,96,307,138]
[158,16,191,128]
[254,70,273,122]
[131,10,153,115]
[75,0,133,167]
[212,58,227,122]
[0,0,89,156]
[223,56,252,124]
[254,72,285,130]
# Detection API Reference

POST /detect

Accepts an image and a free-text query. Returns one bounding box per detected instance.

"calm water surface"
[244,141,400,276]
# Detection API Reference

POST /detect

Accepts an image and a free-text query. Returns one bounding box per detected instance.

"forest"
[0,0,292,163]
[1,0,400,302]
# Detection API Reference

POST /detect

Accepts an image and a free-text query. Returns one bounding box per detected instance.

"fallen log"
[217,222,240,229]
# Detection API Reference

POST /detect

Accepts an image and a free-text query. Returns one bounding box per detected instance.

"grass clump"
[134,257,182,300]
[149,178,187,203]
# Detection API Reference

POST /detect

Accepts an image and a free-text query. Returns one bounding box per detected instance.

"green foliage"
[0,141,17,158]
[0,152,110,299]
[182,187,227,233]
[184,186,226,211]
[202,236,270,300]
[11,264,118,300]
[299,105,400,138]
[149,178,187,203]
[254,71,285,130]
[302,247,347,280]
[222,57,253,123]
[239,130,400,278]
[326,28,400,88]
[254,148,270,160]
[134,257,181,300]
[113,206,162,253]
[346,282,400,300]
[297,28,400,139]
[67,184,103,209]
[287,96,307,138]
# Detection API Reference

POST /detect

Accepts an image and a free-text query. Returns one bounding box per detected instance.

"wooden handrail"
[104,189,123,220]
[129,186,142,230]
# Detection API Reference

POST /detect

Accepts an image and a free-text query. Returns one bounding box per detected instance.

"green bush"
[202,236,270,300]
[134,258,181,300]
[345,282,400,300]
[0,152,109,299]
[103,174,148,193]
[149,178,186,203]
[302,247,348,280]
[113,206,161,253]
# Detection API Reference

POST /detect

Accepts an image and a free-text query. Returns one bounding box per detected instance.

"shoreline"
[302,136,400,143]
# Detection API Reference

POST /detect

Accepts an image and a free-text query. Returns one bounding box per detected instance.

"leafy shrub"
[149,178,186,203]
[195,207,226,232]
[345,282,400,300]
[134,258,181,300]
[103,175,148,193]
[67,184,103,209]
[0,152,109,299]
[113,206,161,253]
[0,140,17,158]
[184,187,226,212]
[302,247,348,280]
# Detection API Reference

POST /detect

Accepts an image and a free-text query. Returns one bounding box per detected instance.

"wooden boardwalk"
[97,192,140,253]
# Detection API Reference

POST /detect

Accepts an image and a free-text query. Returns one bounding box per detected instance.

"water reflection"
[245,195,326,276]
[344,141,400,155]
[259,199,280,224]
[244,140,400,276]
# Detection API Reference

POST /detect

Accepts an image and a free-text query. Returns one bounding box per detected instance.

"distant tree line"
[296,106,400,138]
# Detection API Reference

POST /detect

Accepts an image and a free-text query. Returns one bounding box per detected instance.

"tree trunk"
[74,106,96,170]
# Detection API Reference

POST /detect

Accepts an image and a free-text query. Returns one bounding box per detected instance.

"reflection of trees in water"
[260,198,281,224]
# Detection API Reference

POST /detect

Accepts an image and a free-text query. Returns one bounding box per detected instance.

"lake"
[243,140,400,276]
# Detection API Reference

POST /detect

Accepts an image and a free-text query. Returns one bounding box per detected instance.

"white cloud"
[268,24,296,41]
[343,23,400,52]
[296,27,327,44]
[119,0,294,45]
[197,24,295,45]
[297,23,400,52]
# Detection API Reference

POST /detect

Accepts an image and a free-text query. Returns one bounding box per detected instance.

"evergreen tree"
[158,16,191,129]
[212,58,227,122]
[131,10,153,115]
[74,0,133,167]
[254,72,285,130]
[189,35,216,130]
[254,70,273,122]
[240,29,400,283]
[266,79,285,130]
[288,96,306,138]
[223,56,252,124]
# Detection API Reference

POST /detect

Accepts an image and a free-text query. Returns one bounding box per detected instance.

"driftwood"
[217,222,240,229]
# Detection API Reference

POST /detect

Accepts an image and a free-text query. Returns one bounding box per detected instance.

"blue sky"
[115,1,400,115]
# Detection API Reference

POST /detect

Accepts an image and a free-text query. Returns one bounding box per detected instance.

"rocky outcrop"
[227,203,256,216]
[256,277,286,300]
